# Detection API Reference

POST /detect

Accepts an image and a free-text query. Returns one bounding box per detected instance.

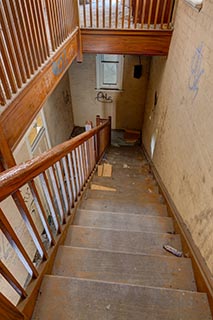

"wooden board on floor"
[103,164,112,177]
[90,184,116,192]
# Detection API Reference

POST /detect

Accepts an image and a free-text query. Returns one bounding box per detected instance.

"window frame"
[96,54,124,91]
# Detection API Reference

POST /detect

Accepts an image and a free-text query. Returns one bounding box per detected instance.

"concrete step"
[52,246,196,291]
[33,276,211,320]
[80,198,168,216]
[65,226,182,256]
[74,209,174,233]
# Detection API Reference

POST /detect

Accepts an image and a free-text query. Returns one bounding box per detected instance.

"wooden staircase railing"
[79,0,176,30]
[0,117,111,319]
[0,0,79,108]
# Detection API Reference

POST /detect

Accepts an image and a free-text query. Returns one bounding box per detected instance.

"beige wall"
[143,0,213,273]
[43,72,74,146]
[69,54,150,130]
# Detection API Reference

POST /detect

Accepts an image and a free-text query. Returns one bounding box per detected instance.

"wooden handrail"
[0,121,109,201]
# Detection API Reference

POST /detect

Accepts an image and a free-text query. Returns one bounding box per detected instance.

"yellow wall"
[69,54,150,130]
[143,0,213,273]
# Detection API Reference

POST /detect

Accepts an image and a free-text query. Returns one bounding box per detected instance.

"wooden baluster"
[8,0,31,78]
[79,145,86,185]
[82,142,88,179]
[21,0,39,70]
[89,0,93,27]
[154,0,160,28]
[109,0,112,28]
[84,141,90,178]
[49,166,66,224]
[2,0,27,83]
[115,0,119,28]
[103,0,105,28]
[61,0,68,39]
[62,156,73,209]
[14,0,35,74]
[83,0,87,27]
[37,0,50,58]
[31,0,46,63]
[128,0,132,28]
[45,0,56,51]
[28,180,55,245]
[12,190,48,261]
[147,0,154,29]
[0,293,25,320]
[52,0,60,48]
[72,150,81,196]
[140,0,146,28]
[0,4,22,88]
[160,0,167,29]
[96,0,99,28]
[76,147,83,190]
[122,0,125,28]
[0,261,27,298]
[24,0,42,67]
[55,161,69,215]
[167,0,174,28]
[134,0,139,28]
[0,208,38,278]
[67,153,78,203]
[0,83,6,106]
[0,60,12,100]
[55,0,63,43]
[39,172,62,234]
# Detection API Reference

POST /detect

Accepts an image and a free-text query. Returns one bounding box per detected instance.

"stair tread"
[80,198,167,215]
[74,210,173,233]
[91,176,159,192]
[65,225,182,256]
[52,246,196,291]
[33,276,211,320]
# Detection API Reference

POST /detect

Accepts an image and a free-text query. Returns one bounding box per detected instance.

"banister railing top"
[0,120,109,202]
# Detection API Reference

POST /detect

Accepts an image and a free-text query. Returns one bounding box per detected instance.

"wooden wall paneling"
[0,30,79,151]
[81,29,173,55]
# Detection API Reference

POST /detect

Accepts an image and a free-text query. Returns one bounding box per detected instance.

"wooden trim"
[0,29,79,151]
[81,28,173,55]
[0,293,25,320]
[142,144,213,316]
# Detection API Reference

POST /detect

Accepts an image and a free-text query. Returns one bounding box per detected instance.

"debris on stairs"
[33,146,212,320]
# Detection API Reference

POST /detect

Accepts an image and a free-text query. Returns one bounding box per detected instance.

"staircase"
[32,146,212,319]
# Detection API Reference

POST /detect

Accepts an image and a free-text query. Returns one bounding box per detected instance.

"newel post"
[95,115,101,160]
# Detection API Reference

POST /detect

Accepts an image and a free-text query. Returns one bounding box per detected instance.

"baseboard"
[142,144,213,315]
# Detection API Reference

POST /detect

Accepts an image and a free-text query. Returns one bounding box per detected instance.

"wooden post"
[96,114,101,126]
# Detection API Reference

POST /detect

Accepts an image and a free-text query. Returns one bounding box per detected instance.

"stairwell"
[32,146,212,319]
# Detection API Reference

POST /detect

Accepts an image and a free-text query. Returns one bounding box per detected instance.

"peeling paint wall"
[43,72,74,146]
[69,54,150,129]
[143,0,213,273]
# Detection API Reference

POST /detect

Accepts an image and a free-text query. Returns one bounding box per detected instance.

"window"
[96,54,124,90]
